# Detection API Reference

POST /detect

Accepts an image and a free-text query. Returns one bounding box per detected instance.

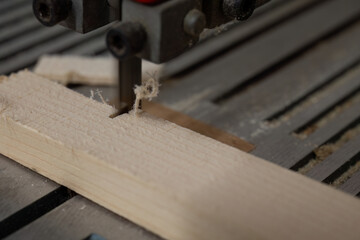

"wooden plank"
[0,71,360,240]
[6,196,161,240]
[34,55,117,86]
[34,55,161,86]
[0,154,58,222]
[33,55,252,151]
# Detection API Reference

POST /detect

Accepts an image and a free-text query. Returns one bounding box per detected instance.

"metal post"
[118,56,142,113]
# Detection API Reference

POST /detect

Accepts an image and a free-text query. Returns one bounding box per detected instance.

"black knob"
[107,22,147,60]
[223,0,256,21]
[33,0,72,27]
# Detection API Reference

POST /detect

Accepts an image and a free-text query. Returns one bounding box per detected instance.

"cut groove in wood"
[44,54,254,152]
[110,99,254,152]
[142,101,254,152]
[0,71,360,240]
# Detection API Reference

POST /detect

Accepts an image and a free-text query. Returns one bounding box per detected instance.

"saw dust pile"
[133,74,160,116]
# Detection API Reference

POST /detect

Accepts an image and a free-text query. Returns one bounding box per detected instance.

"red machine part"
[133,0,165,4]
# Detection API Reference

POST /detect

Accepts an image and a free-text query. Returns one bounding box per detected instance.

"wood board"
[0,71,359,240]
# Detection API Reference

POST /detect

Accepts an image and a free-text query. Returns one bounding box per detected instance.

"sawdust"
[90,89,95,100]
[267,95,320,128]
[88,89,118,119]
[332,161,360,187]
[95,89,107,104]
[295,92,360,139]
[133,75,160,116]
[266,67,360,129]
[298,124,360,175]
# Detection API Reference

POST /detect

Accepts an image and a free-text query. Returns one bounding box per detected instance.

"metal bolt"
[107,22,147,60]
[33,0,72,26]
[184,9,206,37]
[107,0,120,9]
[223,0,256,21]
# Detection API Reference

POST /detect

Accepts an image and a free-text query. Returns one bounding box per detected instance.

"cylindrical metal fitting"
[184,9,206,37]
[223,0,256,21]
[33,0,72,26]
[107,0,120,9]
[107,22,147,60]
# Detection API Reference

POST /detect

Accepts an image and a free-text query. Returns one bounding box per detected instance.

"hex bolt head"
[33,0,72,26]
[184,9,206,37]
[223,0,256,21]
[107,22,147,60]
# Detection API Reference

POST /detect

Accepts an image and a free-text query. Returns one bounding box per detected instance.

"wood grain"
[0,71,359,240]
[35,55,253,152]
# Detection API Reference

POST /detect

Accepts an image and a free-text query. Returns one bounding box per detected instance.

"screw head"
[223,0,256,21]
[184,9,206,37]
[33,0,72,26]
[107,22,146,60]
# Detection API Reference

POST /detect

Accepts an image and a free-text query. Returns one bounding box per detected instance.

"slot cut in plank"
[0,71,359,240]
[142,101,254,152]
[34,55,161,86]
[34,55,252,151]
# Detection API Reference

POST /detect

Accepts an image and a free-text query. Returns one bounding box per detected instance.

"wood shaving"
[133,76,160,116]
